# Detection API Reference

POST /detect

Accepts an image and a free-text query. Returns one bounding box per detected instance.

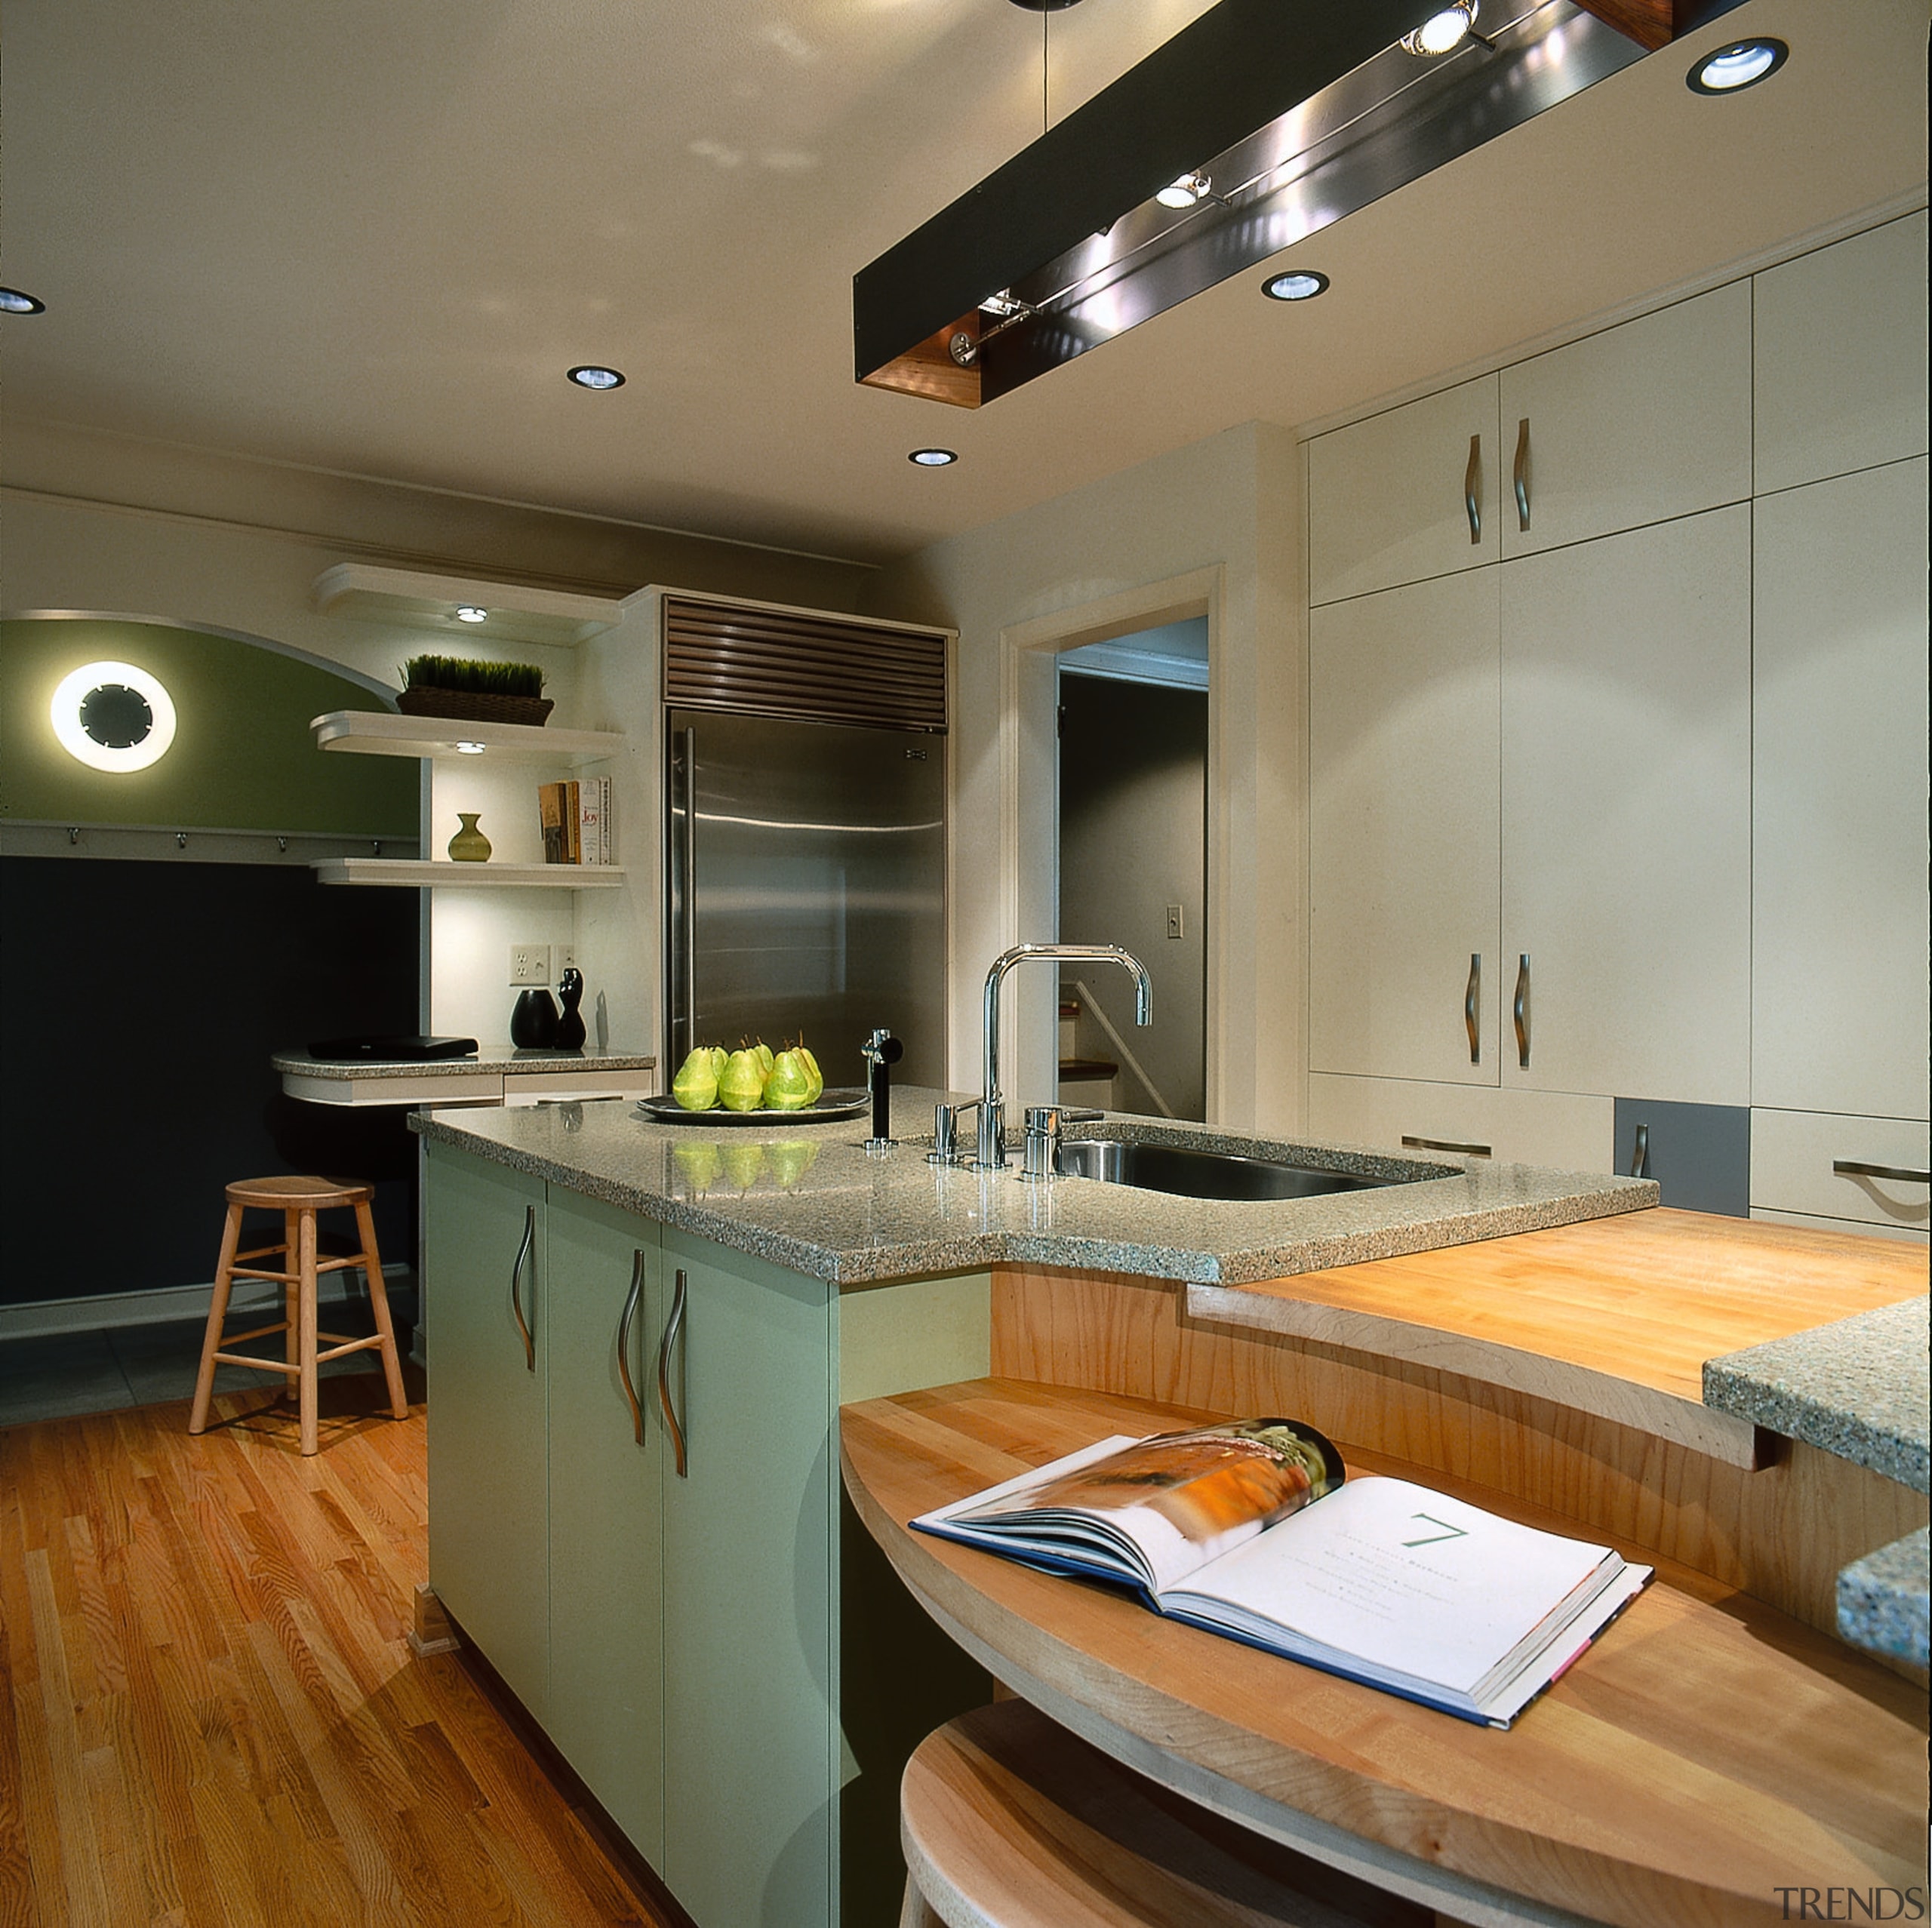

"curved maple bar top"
[842,1377,1927,1928]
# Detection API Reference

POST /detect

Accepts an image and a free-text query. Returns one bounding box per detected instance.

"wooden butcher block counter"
[841,1210,1929,1928]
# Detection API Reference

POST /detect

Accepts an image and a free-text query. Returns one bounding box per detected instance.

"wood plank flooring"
[0,1372,681,1928]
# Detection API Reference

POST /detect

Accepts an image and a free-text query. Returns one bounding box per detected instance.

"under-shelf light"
[454,740,488,755]
[454,604,488,624]
[1687,38,1786,94]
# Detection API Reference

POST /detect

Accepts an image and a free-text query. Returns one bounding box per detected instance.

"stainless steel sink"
[1053,1138,1401,1201]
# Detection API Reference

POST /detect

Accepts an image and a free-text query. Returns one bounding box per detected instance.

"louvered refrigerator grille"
[663,596,949,1095]
[663,597,946,732]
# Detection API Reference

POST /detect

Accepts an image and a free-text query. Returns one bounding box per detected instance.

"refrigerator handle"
[672,725,698,1064]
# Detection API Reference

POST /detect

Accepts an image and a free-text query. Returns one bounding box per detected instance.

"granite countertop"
[1705,1295,1931,1668]
[275,1044,657,1076]
[407,1083,1654,1287]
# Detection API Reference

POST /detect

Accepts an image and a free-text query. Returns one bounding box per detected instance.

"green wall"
[0,617,416,835]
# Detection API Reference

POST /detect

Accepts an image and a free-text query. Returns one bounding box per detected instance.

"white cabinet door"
[1499,282,1752,557]
[1307,376,1499,605]
[1754,211,1929,495]
[1752,459,1930,1118]
[1501,508,1752,1105]
[1309,570,1500,1084]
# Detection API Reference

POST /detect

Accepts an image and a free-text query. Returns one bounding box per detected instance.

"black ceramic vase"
[554,968,586,1050]
[510,987,559,1048]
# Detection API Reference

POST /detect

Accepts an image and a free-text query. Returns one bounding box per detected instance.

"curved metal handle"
[617,1248,646,1446]
[509,1204,535,1373]
[675,725,699,1065]
[657,1266,689,1478]
[1402,1135,1492,1158]
[1513,418,1531,530]
[1630,1121,1651,1179]
[1464,434,1482,544]
[1833,1159,1931,1185]
[1512,954,1531,1068]
[1464,953,1481,1063]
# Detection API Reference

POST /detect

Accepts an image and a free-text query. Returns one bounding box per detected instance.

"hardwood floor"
[0,1372,682,1928]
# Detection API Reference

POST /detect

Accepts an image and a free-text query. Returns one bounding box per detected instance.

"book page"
[1167,1476,1615,1695]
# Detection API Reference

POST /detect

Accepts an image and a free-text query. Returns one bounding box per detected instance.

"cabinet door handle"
[1629,1122,1650,1179]
[1464,434,1482,544]
[1512,954,1531,1068]
[657,1266,689,1478]
[1513,417,1531,530]
[1833,1159,1931,1185]
[1464,953,1481,1063]
[1402,1134,1492,1158]
[617,1247,646,1446]
[509,1204,536,1373]
[672,726,700,1066]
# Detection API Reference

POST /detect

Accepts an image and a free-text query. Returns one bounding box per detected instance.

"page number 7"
[1402,1513,1469,1548]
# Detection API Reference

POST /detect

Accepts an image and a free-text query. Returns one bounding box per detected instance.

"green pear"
[797,1041,824,1103]
[765,1049,814,1111]
[718,1047,768,1112]
[671,1047,718,1112]
[752,1040,775,1079]
[721,1142,767,1192]
[768,1140,820,1190]
[673,1142,722,1192]
[707,1044,729,1079]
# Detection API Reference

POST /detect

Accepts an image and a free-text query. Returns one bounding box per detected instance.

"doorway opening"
[1056,620,1209,1120]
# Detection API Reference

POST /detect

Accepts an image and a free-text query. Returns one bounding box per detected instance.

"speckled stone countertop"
[1705,1294,1931,1668]
[406,1084,1655,1287]
[274,1044,657,1076]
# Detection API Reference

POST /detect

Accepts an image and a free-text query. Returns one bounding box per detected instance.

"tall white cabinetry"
[1306,214,1927,1235]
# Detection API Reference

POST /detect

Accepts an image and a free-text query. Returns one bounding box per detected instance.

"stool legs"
[297,1208,320,1456]
[898,1881,943,1928]
[189,1203,245,1436]
[355,1197,411,1422]
[283,1209,302,1405]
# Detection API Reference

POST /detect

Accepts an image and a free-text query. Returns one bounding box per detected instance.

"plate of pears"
[637,1041,868,1124]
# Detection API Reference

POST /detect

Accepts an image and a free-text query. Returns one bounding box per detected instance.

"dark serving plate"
[633,1088,868,1127]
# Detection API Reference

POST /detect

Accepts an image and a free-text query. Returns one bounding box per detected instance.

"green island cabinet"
[422,1139,992,1928]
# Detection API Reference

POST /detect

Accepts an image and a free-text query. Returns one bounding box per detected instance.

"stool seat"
[224,1173,373,1211]
[900,1700,1427,1928]
[189,1172,408,1456]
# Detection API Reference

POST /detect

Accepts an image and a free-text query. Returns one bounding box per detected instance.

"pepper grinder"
[861,1028,903,1152]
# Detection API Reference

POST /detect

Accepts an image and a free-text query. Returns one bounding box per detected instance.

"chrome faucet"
[940,944,1152,1171]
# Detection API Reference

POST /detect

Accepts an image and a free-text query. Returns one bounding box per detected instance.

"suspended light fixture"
[855,0,1748,408]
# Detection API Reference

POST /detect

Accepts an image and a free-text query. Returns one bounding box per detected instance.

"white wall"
[866,421,1306,1135]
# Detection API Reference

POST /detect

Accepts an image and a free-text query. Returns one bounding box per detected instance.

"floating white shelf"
[312,709,626,765]
[312,563,624,646]
[312,859,629,888]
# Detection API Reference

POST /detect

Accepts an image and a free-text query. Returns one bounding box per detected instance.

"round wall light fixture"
[909,447,958,466]
[0,287,46,315]
[567,364,626,389]
[51,661,178,773]
[1263,269,1330,302]
[1687,38,1787,94]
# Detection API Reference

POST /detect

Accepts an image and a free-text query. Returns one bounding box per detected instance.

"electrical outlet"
[555,942,580,976]
[1165,903,1184,939]
[510,942,552,986]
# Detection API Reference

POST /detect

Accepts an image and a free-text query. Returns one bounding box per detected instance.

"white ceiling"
[4,0,1924,567]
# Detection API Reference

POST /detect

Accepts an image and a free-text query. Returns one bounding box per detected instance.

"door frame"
[995,566,1225,1121]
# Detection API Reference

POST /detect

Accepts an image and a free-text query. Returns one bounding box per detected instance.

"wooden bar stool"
[189,1175,409,1455]
[900,1699,1430,1928]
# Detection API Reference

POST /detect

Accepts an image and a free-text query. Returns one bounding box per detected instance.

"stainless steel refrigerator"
[665,708,946,1091]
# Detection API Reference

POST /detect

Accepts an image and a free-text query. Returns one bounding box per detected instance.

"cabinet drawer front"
[1751,1110,1930,1235]
[1754,211,1930,495]
[1499,281,1752,556]
[1308,376,1499,604]
[1308,1074,1612,1172]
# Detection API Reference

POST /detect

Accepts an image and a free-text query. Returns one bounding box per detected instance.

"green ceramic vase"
[448,812,491,862]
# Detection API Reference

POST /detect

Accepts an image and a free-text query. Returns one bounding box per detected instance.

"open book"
[914,1420,1650,1728]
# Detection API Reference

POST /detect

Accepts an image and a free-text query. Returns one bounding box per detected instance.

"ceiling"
[4,0,1924,567]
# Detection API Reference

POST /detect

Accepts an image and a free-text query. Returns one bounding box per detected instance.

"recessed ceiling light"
[1687,38,1787,94]
[0,288,45,315]
[567,364,626,390]
[454,604,488,623]
[909,448,958,467]
[1263,269,1329,302]
[1156,173,1211,210]
[454,740,488,755]
[1401,2,1475,58]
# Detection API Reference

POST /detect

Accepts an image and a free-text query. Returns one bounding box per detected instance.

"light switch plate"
[510,942,552,986]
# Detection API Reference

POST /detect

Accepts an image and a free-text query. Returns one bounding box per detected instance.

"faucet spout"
[974,943,1152,1170]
